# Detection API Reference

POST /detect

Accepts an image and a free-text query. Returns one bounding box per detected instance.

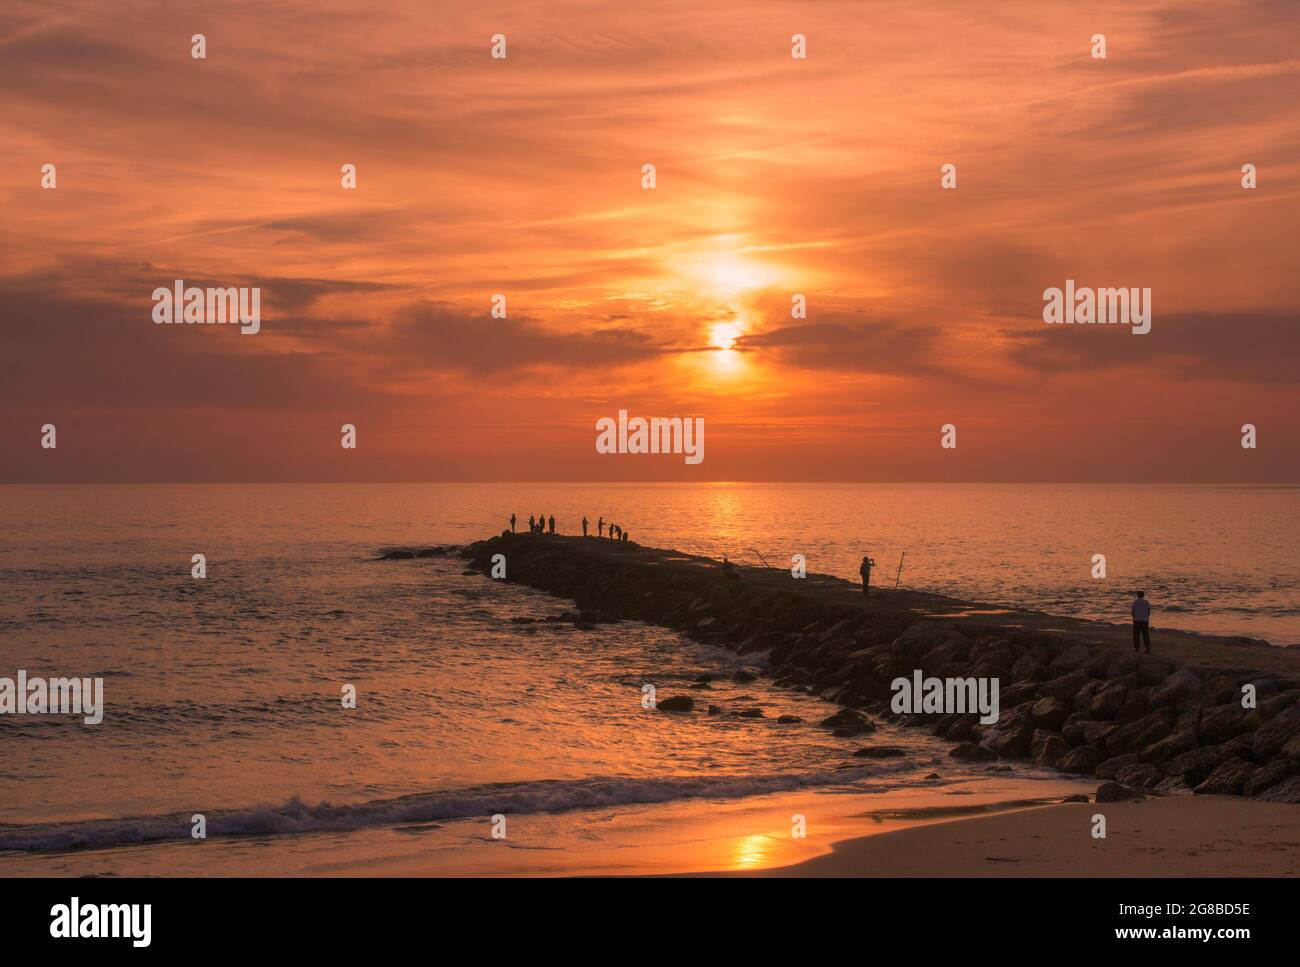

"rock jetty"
[460,532,1300,803]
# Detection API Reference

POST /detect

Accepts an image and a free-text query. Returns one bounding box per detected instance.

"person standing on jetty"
[582,516,589,537]
[548,515,556,535]
[528,514,535,535]
[1132,590,1152,653]
[510,513,516,534]
[859,555,876,595]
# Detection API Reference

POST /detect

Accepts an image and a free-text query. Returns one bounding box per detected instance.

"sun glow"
[710,322,741,350]
[678,249,781,297]
[703,255,772,294]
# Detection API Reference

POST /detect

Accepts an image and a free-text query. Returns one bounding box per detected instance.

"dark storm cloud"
[380,301,671,375]
[1007,311,1300,382]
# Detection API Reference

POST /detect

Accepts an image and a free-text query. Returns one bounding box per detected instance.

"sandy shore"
[729,795,1300,877]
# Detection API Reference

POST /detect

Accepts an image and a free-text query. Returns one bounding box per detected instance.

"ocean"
[1,483,1295,875]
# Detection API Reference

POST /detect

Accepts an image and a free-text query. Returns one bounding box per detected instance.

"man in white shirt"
[1132,591,1151,653]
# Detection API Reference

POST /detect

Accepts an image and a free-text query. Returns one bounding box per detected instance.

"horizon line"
[4,480,1298,487]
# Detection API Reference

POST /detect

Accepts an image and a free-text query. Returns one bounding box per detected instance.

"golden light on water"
[732,833,771,870]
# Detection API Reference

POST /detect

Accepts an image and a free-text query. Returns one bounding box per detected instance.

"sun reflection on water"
[732,833,772,870]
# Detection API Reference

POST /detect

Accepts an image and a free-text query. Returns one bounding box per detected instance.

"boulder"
[1085,682,1128,720]
[852,745,908,758]
[1011,653,1047,682]
[946,717,979,741]
[1063,719,1118,749]
[1193,759,1258,796]
[1256,689,1300,723]
[1242,759,1294,798]
[1115,763,1163,788]
[1136,661,1173,686]
[1031,730,1067,768]
[776,715,803,724]
[1196,703,1253,745]
[980,721,1035,759]
[733,670,758,683]
[1106,653,1144,678]
[1104,711,1173,755]
[1083,651,1111,678]
[1253,706,1300,759]
[1073,679,1106,712]
[1139,726,1199,766]
[1096,781,1144,803]
[1253,775,1300,804]
[894,621,958,652]
[657,695,694,713]
[1166,741,1250,787]
[999,682,1042,709]
[1191,674,1241,712]
[929,713,958,737]
[819,708,874,734]
[1148,669,1201,709]
[1115,690,1153,726]
[1030,697,1072,730]
[949,742,996,761]
[1049,643,1092,673]
[1095,754,1140,780]
[1039,671,1089,702]
[1058,746,1105,775]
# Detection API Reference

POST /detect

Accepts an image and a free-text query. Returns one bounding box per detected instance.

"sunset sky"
[3,0,1298,482]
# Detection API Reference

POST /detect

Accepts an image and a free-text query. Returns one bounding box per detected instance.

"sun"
[710,322,742,350]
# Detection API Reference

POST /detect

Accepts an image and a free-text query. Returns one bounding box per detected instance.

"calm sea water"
[0,483,1294,871]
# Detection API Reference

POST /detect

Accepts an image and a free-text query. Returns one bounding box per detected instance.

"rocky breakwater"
[462,532,1300,803]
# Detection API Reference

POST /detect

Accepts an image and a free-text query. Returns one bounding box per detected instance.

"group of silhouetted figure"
[509,513,629,543]
[510,513,556,536]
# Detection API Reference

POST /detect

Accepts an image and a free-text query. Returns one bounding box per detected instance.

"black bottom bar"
[0,876,1280,953]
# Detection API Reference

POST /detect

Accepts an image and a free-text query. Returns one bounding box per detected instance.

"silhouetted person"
[528,515,535,535]
[598,517,605,538]
[582,516,589,537]
[510,513,516,534]
[1132,591,1151,653]
[621,531,628,543]
[859,555,876,596]
[721,556,738,579]
[548,515,556,535]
